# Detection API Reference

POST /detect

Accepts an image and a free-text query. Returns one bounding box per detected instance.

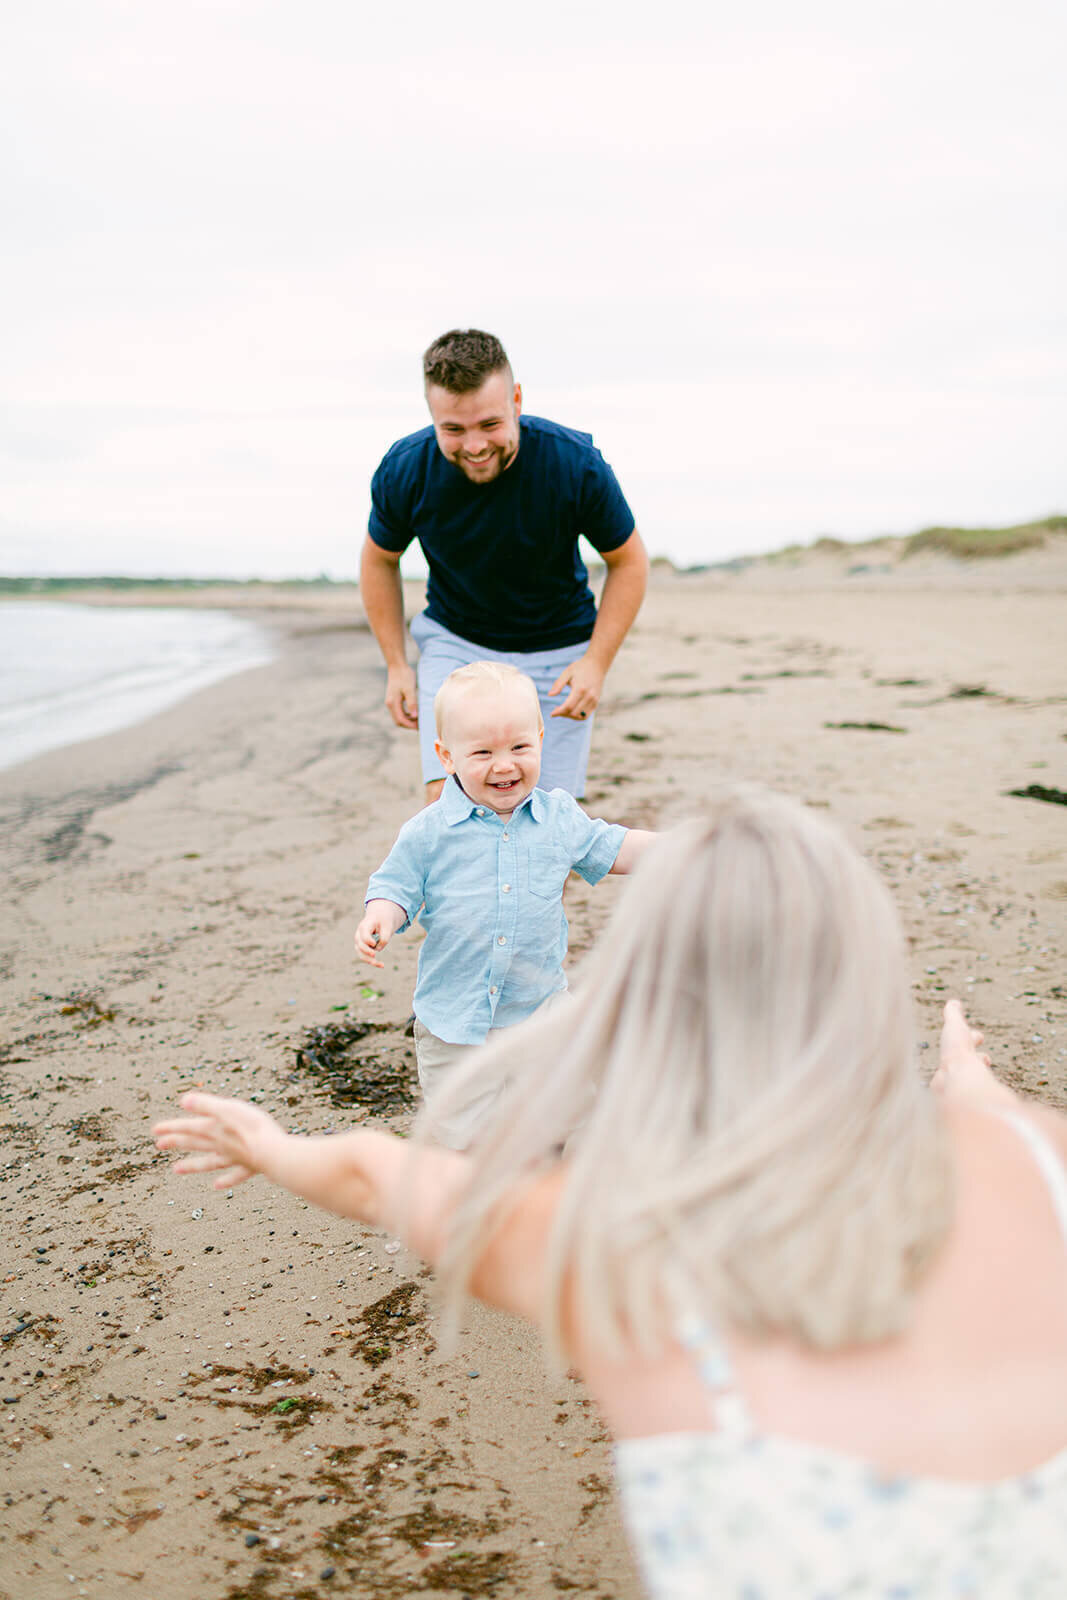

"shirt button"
[497,935,506,945]
[477,808,486,816]
[489,985,497,995]
[501,831,509,841]
[502,883,511,893]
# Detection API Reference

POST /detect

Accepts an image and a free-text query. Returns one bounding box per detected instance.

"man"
[360,328,648,801]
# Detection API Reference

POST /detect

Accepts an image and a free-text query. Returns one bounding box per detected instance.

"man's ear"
[512,382,522,417]
[435,739,456,774]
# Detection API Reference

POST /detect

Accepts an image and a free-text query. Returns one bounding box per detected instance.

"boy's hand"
[153,1092,285,1189]
[355,900,405,968]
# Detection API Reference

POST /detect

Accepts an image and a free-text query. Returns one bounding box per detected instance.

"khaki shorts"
[412,1020,509,1150]
[413,992,572,1150]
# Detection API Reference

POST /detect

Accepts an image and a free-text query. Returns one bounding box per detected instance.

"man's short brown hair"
[422,329,512,395]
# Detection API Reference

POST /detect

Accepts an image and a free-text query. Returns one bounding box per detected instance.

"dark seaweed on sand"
[293,1020,417,1111]
[1007,783,1067,807]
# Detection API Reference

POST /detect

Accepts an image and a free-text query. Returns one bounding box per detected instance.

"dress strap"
[998,1109,1067,1245]
[674,1307,755,1439]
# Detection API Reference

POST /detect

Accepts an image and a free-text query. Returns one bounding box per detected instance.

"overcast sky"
[3,1,1064,578]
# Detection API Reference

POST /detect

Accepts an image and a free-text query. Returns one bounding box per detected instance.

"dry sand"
[1,549,1065,1600]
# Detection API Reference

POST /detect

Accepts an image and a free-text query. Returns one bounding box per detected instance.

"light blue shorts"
[409,611,595,797]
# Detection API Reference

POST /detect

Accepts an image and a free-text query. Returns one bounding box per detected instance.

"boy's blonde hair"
[415,785,953,1359]
[434,661,543,741]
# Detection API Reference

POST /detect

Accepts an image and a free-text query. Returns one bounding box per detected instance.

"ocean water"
[0,602,275,773]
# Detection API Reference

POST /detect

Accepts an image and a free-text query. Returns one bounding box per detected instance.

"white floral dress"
[615,1112,1067,1598]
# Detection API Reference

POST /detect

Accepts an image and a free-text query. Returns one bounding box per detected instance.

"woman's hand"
[931,1000,1015,1106]
[153,1093,286,1189]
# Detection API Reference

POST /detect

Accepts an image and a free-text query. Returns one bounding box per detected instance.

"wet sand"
[1,546,1065,1599]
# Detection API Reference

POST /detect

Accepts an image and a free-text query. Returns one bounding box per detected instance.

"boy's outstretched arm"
[355,898,408,967]
[609,829,658,874]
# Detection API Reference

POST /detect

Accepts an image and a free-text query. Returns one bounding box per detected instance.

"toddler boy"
[355,661,655,1146]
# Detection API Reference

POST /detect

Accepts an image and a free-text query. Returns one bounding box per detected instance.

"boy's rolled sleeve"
[364,828,427,931]
[572,817,628,886]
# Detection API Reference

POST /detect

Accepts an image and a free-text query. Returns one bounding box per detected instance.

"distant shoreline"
[0,575,361,596]
[2,514,1064,594]
[0,601,277,773]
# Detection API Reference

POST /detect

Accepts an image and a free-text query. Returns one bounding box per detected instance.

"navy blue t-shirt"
[368,415,636,652]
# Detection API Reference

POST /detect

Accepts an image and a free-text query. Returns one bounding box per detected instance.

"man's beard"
[452,439,518,483]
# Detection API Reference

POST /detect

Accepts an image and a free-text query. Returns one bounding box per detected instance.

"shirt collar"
[527,786,548,823]
[441,774,476,825]
[440,775,547,827]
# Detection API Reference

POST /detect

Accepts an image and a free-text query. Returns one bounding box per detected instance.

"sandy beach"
[1,547,1065,1600]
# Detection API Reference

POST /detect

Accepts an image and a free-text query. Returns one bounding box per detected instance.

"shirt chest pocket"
[525,844,568,901]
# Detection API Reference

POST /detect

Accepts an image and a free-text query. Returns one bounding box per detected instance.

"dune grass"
[901,516,1066,559]
[759,515,1065,567]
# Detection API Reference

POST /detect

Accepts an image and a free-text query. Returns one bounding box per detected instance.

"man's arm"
[360,536,419,729]
[549,530,649,720]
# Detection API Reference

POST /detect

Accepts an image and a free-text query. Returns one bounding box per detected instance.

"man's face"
[425,372,522,484]
[435,683,543,816]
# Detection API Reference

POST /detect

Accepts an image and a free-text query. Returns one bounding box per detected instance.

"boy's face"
[435,684,543,815]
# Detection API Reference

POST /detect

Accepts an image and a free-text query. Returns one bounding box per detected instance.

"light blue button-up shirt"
[365,777,626,1044]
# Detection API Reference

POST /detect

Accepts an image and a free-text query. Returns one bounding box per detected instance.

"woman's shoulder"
[940,1099,1067,1260]
[1013,1100,1067,1161]
[944,1096,1067,1165]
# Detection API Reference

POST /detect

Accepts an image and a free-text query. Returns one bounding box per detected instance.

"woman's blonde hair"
[433,661,543,740]
[420,785,952,1357]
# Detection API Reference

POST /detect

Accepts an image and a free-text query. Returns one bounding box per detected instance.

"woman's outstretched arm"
[152,1093,560,1322]
[931,999,1017,1107]
[154,1091,466,1223]
[932,1000,1067,1171]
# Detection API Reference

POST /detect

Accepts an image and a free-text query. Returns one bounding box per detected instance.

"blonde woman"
[154,787,1067,1597]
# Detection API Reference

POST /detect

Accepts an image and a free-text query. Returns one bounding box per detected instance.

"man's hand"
[355,900,407,967]
[385,664,419,729]
[548,531,648,721]
[360,539,418,730]
[548,654,605,720]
